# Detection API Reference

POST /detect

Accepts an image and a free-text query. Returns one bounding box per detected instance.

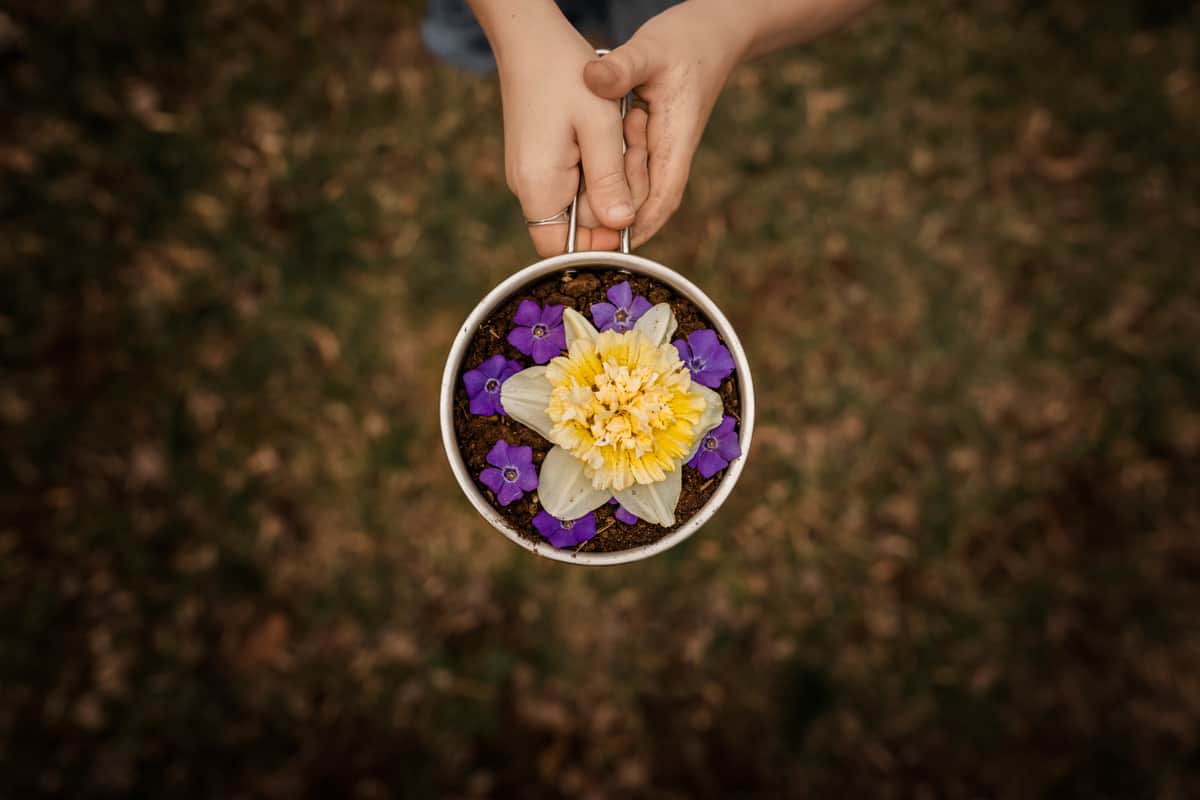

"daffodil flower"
[501,303,725,527]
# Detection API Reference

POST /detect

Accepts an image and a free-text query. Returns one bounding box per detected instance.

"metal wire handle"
[567,49,632,255]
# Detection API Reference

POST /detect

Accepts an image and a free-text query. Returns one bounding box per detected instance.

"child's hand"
[582,2,745,248]
[489,7,648,256]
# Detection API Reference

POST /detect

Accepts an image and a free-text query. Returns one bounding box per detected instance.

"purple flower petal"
[686,329,723,360]
[545,324,566,351]
[611,317,634,333]
[480,467,505,495]
[691,367,728,389]
[463,369,487,397]
[507,445,538,491]
[713,416,742,461]
[570,513,597,543]
[497,481,523,506]
[591,301,617,332]
[705,351,736,380]
[531,331,562,364]
[532,510,597,548]
[533,510,576,548]
[469,391,500,416]
[691,447,728,479]
[500,358,524,381]
[518,466,539,492]
[609,497,638,525]
[544,528,577,548]
[716,432,742,461]
[532,510,559,538]
[614,505,638,525]
[478,354,508,378]
[507,326,535,356]
[508,444,534,468]
[514,299,542,327]
[607,281,634,309]
[539,304,564,327]
[485,440,510,468]
[628,295,653,320]
[677,329,735,387]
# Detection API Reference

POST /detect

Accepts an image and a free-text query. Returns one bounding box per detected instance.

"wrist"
[467,0,574,66]
[673,0,757,68]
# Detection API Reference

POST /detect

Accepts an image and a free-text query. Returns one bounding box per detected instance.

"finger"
[517,161,578,258]
[583,40,651,100]
[631,111,694,248]
[577,111,635,231]
[579,109,647,224]
[576,191,602,228]
[577,109,648,250]
[580,224,620,251]
[570,193,621,252]
[623,107,650,210]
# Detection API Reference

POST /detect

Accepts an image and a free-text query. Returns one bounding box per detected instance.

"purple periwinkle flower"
[609,497,638,525]
[673,329,735,388]
[463,354,523,417]
[591,281,653,333]
[533,510,597,548]
[480,439,538,507]
[688,416,741,478]
[508,300,566,364]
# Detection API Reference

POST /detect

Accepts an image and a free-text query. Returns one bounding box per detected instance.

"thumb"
[583,40,651,100]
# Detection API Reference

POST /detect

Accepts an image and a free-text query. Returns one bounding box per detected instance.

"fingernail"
[609,203,634,221]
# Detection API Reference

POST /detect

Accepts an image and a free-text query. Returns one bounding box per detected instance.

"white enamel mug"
[439,238,755,565]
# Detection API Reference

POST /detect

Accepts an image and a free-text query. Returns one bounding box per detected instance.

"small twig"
[577,520,616,553]
[698,479,715,492]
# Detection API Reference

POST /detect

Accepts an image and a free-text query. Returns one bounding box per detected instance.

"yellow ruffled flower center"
[544,329,706,492]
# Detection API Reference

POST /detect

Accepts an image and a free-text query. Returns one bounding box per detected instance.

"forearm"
[685,0,877,63]
[465,0,572,65]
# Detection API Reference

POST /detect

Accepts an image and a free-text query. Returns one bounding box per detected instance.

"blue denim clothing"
[422,0,678,72]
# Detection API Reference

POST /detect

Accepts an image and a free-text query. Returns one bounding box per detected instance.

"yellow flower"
[545,328,704,491]
[502,304,723,527]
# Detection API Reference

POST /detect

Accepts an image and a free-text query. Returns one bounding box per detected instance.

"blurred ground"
[3,1,1200,797]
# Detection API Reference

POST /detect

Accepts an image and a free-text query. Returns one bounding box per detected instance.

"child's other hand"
[495,16,648,256]
[582,2,745,248]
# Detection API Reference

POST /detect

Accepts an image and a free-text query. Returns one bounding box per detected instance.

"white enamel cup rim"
[439,250,755,566]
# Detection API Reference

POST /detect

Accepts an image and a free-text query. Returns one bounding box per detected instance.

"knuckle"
[588,169,628,193]
[511,161,555,196]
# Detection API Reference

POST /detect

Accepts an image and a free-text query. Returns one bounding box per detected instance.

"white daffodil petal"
[562,307,598,348]
[633,303,677,347]
[686,383,726,459]
[499,366,554,439]
[615,467,682,527]
[538,446,611,519]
